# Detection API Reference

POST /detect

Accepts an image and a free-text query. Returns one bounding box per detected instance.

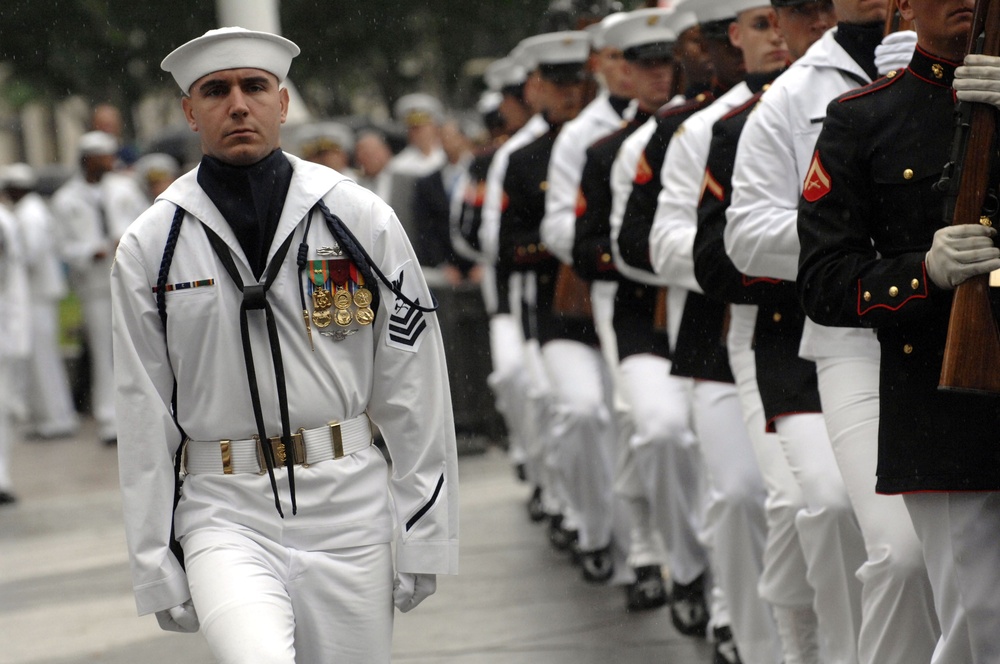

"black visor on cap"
[539,62,589,85]
[700,18,733,41]
[624,41,675,63]
[771,0,817,5]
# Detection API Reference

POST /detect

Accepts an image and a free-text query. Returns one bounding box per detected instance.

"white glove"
[925,224,1000,290]
[955,54,1000,110]
[155,600,200,633]
[875,30,917,75]
[392,572,437,613]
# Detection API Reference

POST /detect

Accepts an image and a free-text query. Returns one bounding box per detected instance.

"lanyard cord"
[155,205,189,568]
[202,225,297,517]
[315,199,438,313]
[296,213,315,349]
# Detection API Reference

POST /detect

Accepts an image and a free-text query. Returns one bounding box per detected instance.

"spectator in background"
[51,131,148,445]
[1,163,78,441]
[132,153,180,203]
[298,121,357,178]
[354,130,394,200]
[92,103,140,166]
[0,196,30,504]
[389,93,446,177]
[412,119,477,286]
[386,94,447,242]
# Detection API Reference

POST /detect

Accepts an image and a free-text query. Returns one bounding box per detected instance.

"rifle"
[938,0,1000,394]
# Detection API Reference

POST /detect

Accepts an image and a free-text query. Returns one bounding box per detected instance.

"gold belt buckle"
[254,431,305,473]
[328,421,345,459]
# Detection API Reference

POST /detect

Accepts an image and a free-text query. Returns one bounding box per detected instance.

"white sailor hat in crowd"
[161,26,300,94]
[0,163,37,190]
[477,91,503,116]
[696,0,772,24]
[484,57,528,92]
[509,41,537,74]
[78,131,119,158]
[605,8,681,61]
[394,93,444,128]
[586,11,630,51]
[297,121,356,156]
[133,153,180,185]
[516,31,591,83]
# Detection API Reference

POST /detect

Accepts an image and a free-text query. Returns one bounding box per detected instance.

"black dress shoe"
[0,490,18,505]
[670,573,709,637]
[526,486,546,522]
[713,625,742,664]
[102,437,118,447]
[580,546,614,583]
[624,565,668,611]
[547,515,578,552]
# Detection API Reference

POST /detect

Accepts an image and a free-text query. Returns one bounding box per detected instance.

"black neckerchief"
[197,149,293,279]
[834,21,883,82]
[746,68,784,95]
[632,108,653,125]
[609,95,632,118]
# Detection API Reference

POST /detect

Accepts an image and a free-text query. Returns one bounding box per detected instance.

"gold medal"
[355,306,374,326]
[333,287,352,310]
[353,287,373,308]
[312,286,333,310]
[312,308,332,328]
[335,308,353,327]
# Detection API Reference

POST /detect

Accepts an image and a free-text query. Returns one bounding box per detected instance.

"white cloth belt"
[183,413,373,475]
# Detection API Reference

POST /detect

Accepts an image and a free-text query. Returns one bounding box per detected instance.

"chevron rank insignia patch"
[386,264,428,352]
[803,150,832,203]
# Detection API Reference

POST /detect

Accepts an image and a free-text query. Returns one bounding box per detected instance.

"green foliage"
[0,0,550,114]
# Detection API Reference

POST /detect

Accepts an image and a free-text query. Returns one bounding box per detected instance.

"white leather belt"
[183,413,373,475]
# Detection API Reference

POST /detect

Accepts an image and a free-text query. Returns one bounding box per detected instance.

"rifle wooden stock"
[939,0,1000,394]
[883,0,912,35]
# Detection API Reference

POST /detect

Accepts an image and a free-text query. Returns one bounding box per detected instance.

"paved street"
[0,420,714,663]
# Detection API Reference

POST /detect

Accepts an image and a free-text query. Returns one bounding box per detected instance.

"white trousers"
[904,492,1000,664]
[80,293,116,440]
[25,301,78,437]
[727,314,814,612]
[0,358,13,490]
[541,339,616,551]
[815,355,939,664]
[488,313,529,468]
[692,379,781,664]
[775,413,865,664]
[183,527,394,664]
[618,354,708,584]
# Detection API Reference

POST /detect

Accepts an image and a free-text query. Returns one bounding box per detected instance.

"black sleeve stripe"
[406,473,445,532]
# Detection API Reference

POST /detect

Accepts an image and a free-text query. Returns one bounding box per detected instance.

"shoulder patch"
[634,152,654,185]
[701,168,725,203]
[836,71,904,104]
[802,151,832,203]
[385,263,428,352]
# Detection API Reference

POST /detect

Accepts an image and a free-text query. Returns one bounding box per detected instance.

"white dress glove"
[875,30,917,75]
[955,54,1000,110]
[393,572,437,613]
[925,224,1000,290]
[155,600,200,633]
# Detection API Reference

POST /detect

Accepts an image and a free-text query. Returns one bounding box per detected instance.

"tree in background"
[0,0,570,119]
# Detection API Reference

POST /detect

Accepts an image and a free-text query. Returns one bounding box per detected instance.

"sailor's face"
[182,68,289,166]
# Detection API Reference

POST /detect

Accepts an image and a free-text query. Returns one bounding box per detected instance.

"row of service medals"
[309,257,374,329]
